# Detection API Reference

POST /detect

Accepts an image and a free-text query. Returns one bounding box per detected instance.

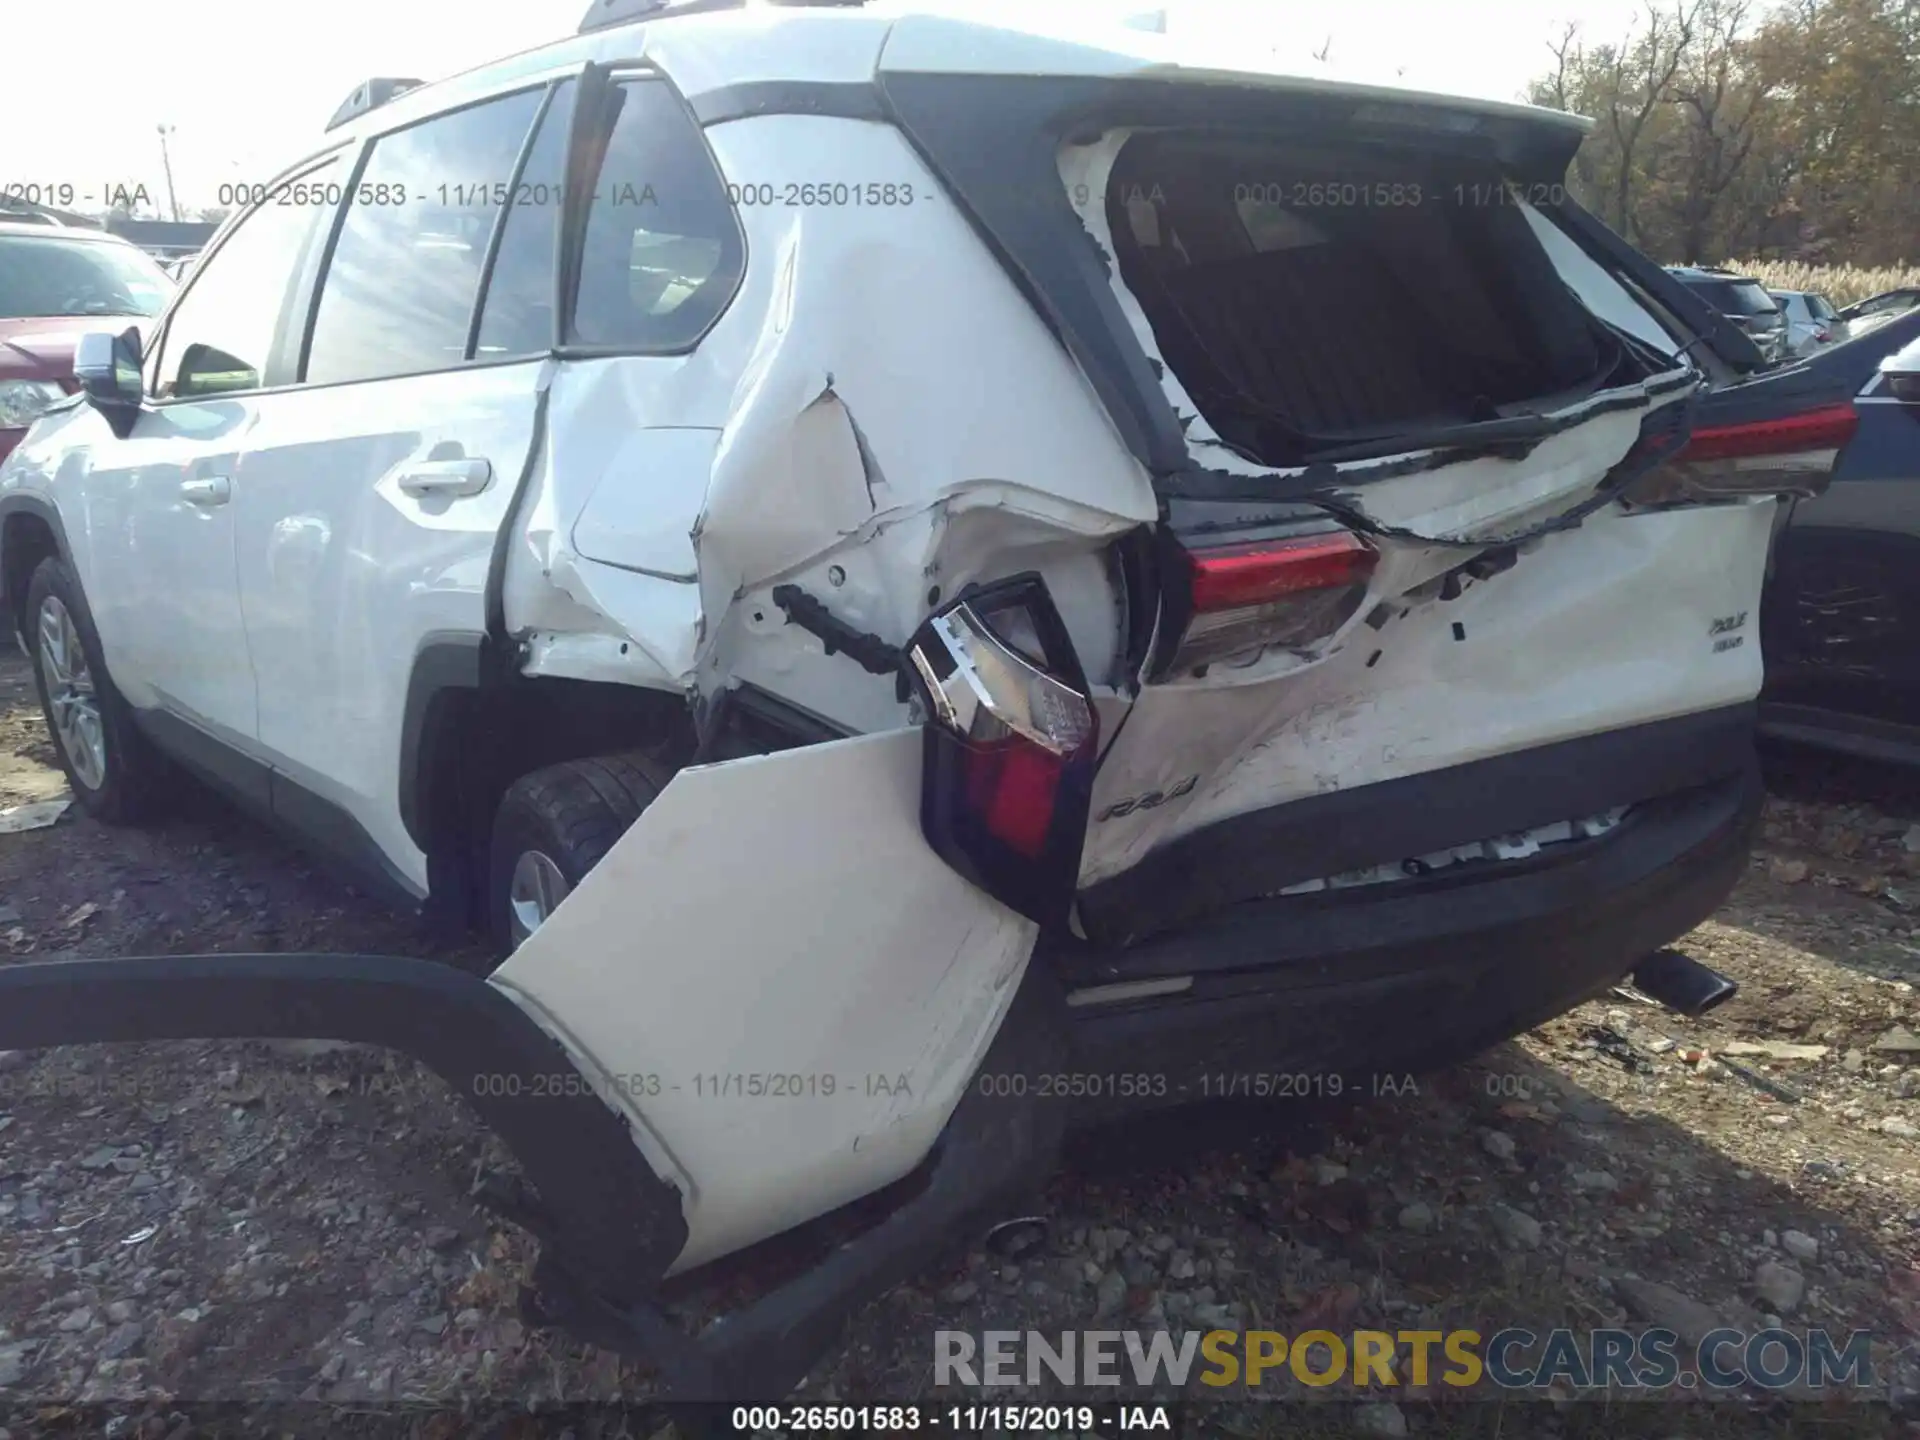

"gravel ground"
[1,642,1918,1436]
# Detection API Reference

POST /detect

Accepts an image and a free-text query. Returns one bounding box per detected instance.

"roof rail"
[326,77,427,132]
[576,0,864,35]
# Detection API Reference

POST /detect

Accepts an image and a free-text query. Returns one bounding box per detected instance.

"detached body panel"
[492,727,1038,1270]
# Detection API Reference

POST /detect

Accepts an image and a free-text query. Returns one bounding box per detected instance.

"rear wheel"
[487,752,671,954]
[24,557,172,824]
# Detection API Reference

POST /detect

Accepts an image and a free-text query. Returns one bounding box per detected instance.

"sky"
[11,0,1646,216]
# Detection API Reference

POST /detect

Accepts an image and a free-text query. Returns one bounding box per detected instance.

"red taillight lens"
[1162,531,1377,676]
[1680,402,1859,462]
[1188,534,1376,610]
[1627,402,1858,507]
[906,577,1099,926]
[963,734,1064,859]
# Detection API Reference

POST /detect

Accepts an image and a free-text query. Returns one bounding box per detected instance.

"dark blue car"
[1760,325,1920,765]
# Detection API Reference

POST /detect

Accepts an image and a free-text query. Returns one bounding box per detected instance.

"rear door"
[230,79,573,891]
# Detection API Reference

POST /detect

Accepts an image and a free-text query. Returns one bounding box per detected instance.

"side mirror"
[1881,337,1920,404]
[72,327,144,437]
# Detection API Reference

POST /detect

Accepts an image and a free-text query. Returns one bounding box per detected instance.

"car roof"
[1667,266,1766,284]
[0,221,140,245]
[309,3,1592,158]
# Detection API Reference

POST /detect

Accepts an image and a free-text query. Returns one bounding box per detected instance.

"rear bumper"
[1050,759,1764,1119]
[0,735,1761,1399]
[1076,703,1757,946]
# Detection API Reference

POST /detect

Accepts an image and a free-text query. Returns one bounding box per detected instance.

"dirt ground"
[1,640,1918,1436]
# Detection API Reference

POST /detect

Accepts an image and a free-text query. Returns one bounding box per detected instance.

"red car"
[0,221,173,465]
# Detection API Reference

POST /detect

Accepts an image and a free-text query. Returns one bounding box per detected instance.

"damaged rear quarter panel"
[506,115,1156,719]
[1079,500,1775,885]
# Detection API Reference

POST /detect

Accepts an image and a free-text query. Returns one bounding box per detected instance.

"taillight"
[1625,402,1858,507]
[905,576,1097,926]
[1157,531,1377,677]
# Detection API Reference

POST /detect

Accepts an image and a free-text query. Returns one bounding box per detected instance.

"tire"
[24,556,172,824]
[488,752,672,954]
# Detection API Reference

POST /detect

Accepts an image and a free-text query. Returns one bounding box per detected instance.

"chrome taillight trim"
[908,604,1094,757]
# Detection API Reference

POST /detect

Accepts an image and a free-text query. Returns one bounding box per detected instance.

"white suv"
[0,0,1861,1397]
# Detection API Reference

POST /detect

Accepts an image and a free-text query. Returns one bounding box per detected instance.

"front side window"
[154,159,340,398]
[565,78,744,351]
[303,88,546,386]
[0,235,171,320]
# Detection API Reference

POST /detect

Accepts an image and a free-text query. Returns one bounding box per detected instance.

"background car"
[1770,288,1847,357]
[0,222,173,467]
[1839,286,1920,341]
[1760,319,1920,766]
[1666,265,1789,364]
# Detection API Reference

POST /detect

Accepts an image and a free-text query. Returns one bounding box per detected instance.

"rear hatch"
[877,25,1841,947]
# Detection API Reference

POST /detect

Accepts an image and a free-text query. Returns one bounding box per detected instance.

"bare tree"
[1603,0,1700,238]
[1666,0,1771,259]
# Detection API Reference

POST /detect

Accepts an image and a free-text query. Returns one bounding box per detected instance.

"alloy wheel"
[37,595,107,792]
[507,848,571,946]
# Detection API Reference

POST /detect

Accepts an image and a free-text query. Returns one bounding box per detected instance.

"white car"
[0,0,1861,1398]
[1770,287,1846,357]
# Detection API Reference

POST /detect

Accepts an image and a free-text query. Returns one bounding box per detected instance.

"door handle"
[396,457,493,498]
[179,475,230,506]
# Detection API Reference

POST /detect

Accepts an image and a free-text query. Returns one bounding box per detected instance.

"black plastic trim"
[1063,768,1762,1116]
[326,77,427,132]
[398,633,487,850]
[482,381,552,671]
[465,81,561,361]
[132,709,425,911]
[0,952,687,1306]
[0,493,75,626]
[134,707,273,812]
[1076,701,1758,947]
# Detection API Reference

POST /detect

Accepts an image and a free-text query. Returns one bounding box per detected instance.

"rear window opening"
[1690,277,1779,318]
[1102,132,1655,468]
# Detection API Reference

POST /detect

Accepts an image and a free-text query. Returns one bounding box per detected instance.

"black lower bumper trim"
[0,954,686,1306]
[0,953,1067,1402]
[1077,702,1757,946]
[1059,765,1762,1117]
[535,975,1069,1400]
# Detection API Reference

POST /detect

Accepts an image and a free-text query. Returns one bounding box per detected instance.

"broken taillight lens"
[1626,402,1859,507]
[1158,531,1378,677]
[905,577,1098,927]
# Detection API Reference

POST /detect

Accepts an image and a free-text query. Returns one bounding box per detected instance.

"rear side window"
[154,159,340,398]
[1810,295,1837,321]
[303,89,545,386]
[565,78,744,351]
